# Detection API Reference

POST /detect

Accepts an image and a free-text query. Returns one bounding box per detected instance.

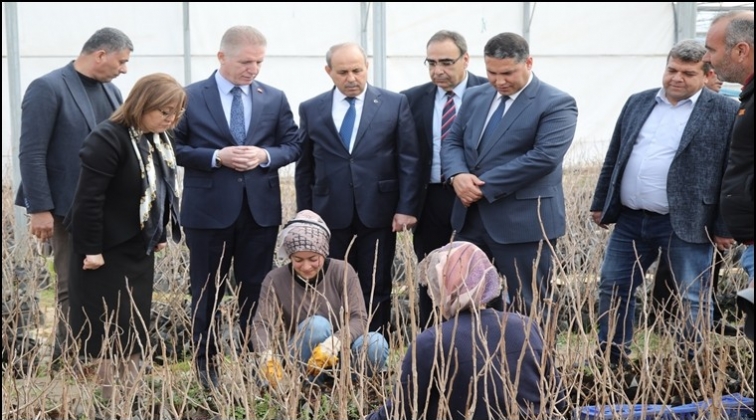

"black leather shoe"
[197,362,219,391]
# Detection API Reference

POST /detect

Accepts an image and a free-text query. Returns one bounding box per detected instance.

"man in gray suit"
[441,32,578,317]
[590,40,738,366]
[15,27,132,363]
[401,30,488,328]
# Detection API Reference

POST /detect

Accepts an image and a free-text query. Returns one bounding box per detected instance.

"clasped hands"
[451,173,485,207]
[218,145,268,172]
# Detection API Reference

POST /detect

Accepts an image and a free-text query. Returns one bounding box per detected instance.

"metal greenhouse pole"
[372,2,387,89]
[4,2,29,258]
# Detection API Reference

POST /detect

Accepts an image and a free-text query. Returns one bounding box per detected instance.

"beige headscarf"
[277,210,331,260]
[418,241,502,319]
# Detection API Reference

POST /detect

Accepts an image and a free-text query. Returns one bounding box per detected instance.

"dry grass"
[2,162,753,420]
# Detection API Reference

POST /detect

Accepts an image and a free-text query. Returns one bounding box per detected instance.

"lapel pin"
[257,88,263,94]
[373,99,379,104]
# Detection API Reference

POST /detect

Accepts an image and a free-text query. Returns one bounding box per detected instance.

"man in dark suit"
[441,32,578,318]
[296,42,421,337]
[174,25,300,389]
[15,27,132,363]
[401,30,487,328]
[590,40,738,366]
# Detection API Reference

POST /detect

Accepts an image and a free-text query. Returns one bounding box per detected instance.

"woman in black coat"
[366,242,566,420]
[66,73,185,415]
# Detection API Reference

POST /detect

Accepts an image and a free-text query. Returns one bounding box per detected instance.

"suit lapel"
[202,76,235,145]
[619,93,658,163]
[477,78,539,162]
[318,91,341,141]
[421,85,435,150]
[62,64,97,131]
[353,85,381,150]
[676,90,709,156]
[246,81,265,145]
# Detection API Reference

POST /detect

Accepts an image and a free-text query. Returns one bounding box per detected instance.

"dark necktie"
[230,86,246,145]
[441,91,456,141]
[339,97,356,150]
[478,95,509,149]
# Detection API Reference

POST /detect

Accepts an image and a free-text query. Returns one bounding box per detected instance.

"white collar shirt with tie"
[332,88,366,153]
[215,72,252,131]
[430,73,470,183]
[482,72,533,130]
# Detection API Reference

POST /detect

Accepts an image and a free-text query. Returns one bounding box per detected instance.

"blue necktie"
[339,97,356,150]
[478,95,509,149]
[230,86,246,145]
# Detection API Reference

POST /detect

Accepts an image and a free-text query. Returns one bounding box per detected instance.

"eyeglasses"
[424,53,464,68]
[159,108,185,119]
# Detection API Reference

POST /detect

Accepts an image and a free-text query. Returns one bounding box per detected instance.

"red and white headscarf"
[418,241,502,319]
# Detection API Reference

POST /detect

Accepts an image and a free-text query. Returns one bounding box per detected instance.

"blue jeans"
[290,315,389,379]
[597,209,715,363]
[741,245,754,282]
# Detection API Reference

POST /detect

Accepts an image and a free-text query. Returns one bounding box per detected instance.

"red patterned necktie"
[441,91,456,141]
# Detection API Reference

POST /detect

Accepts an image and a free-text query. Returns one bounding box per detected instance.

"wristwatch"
[214,152,222,168]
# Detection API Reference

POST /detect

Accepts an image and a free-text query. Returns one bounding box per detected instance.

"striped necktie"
[441,91,456,141]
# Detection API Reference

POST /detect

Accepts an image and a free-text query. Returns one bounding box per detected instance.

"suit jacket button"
[238,178,243,182]
[475,165,481,169]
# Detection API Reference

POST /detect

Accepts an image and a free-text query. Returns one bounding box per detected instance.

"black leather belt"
[622,205,667,217]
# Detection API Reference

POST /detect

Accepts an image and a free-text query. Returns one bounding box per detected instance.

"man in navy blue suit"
[15,27,132,364]
[174,26,300,389]
[441,32,578,319]
[296,42,421,337]
[401,30,488,328]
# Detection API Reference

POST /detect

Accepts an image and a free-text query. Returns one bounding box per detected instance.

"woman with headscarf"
[66,73,184,416]
[250,210,389,386]
[366,241,566,420]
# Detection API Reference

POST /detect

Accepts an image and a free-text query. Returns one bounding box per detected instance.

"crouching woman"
[250,210,389,386]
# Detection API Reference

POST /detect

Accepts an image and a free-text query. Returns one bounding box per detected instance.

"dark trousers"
[52,216,72,358]
[456,204,555,317]
[184,199,277,365]
[330,215,396,338]
[413,184,456,330]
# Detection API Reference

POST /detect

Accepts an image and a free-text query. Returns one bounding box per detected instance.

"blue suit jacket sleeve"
[395,94,422,217]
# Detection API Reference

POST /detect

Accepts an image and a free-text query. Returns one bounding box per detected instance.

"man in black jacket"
[705,10,754,340]
[400,30,488,328]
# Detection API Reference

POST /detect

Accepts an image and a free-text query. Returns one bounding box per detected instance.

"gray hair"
[220,26,267,54]
[483,32,529,62]
[427,30,468,55]
[667,39,706,66]
[325,42,367,67]
[713,11,754,49]
[81,27,133,54]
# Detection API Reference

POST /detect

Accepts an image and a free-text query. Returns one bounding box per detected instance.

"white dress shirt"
[620,88,701,214]
[332,88,366,154]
